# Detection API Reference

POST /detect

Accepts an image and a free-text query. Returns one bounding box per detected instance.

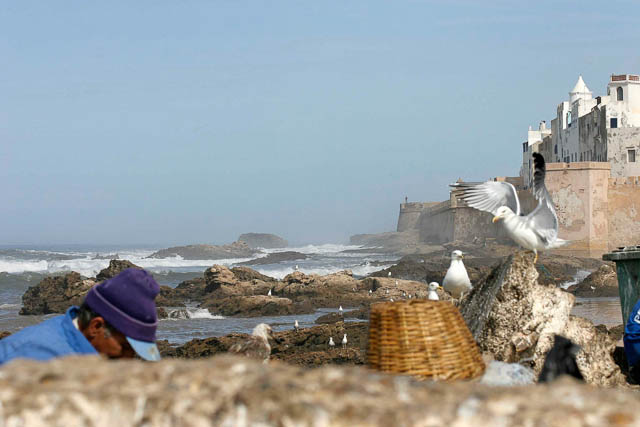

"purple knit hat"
[84,268,160,360]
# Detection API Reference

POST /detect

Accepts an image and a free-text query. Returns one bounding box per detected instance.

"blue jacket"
[0,306,97,365]
[624,299,640,367]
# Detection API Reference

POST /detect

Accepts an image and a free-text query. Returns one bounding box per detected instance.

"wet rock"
[146,242,257,260]
[168,322,368,368]
[2,356,640,426]
[567,264,619,297]
[201,295,310,317]
[0,331,10,340]
[155,286,186,307]
[20,272,95,315]
[229,266,276,282]
[95,260,142,281]
[237,233,288,249]
[237,251,307,266]
[172,277,208,300]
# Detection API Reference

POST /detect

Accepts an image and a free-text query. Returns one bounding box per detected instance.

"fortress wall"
[608,177,640,249]
[545,162,610,258]
[396,202,439,232]
[417,203,455,243]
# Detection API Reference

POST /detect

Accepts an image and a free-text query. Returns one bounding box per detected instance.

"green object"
[603,249,640,324]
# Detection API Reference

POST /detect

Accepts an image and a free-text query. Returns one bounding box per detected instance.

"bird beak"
[492,216,500,223]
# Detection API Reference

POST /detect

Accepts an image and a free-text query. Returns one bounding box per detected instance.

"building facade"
[522,74,640,186]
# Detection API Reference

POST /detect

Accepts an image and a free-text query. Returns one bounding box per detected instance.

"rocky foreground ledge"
[0,355,638,426]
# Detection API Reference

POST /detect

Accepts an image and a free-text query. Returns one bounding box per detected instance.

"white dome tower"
[569,75,593,104]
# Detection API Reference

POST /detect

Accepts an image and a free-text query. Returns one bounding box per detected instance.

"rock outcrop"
[1,356,639,426]
[19,261,146,315]
[145,241,257,260]
[567,264,619,297]
[95,259,141,281]
[163,322,368,367]
[461,251,626,387]
[20,272,95,315]
[237,233,288,249]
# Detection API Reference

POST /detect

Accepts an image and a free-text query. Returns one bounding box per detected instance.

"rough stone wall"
[606,127,640,177]
[607,176,640,249]
[545,162,610,258]
[1,356,639,426]
[417,203,455,243]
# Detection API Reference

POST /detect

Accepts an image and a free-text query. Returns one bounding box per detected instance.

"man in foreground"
[0,268,161,364]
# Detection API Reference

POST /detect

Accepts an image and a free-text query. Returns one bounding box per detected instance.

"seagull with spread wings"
[450,153,567,263]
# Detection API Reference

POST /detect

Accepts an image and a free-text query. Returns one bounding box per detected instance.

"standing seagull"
[428,282,441,301]
[229,323,279,364]
[294,320,299,332]
[338,306,343,316]
[329,337,335,348]
[342,333,348,349]
[267,289,272,297]
[443,250,472,299]
[450,153,567,263]
[388,271,392,278]
[294,265,299,271]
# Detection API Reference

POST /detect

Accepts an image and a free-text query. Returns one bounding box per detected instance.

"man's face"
[82,317,135,359]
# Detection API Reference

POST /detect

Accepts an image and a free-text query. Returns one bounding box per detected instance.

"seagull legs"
[533,250,538,264]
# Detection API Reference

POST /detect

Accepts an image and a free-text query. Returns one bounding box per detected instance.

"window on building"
[523,142,527,153]
[554,145,557,154]
[617,87,624,101]
[629,149,636,163]
[611,118,618,128]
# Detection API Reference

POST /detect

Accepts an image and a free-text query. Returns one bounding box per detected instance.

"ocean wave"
[0,303,20,309]
[0,255,260,277]
[262,244,365,255]
[163,308,224,320]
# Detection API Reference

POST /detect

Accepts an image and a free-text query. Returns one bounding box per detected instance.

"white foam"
[0,303,20,309]
[560,269,591,290]
[263,244,365,255]
[0,260,49,274]
[0,254,258,277]
[163,308,224,320]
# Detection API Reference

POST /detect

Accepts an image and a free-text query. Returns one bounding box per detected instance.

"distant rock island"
[146,241,257,260]
[237,233,288,249]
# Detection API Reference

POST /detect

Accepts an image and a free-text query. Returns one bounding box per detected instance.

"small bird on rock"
[342,333,348,349]
[267,289,272,297]
[294,265,299,271]
[329,337,335,347]
[229,323,279,364]
[388,271,392,277]
[428,282,441,301]
[385,289,389,294]
[369,289,372,294]
[339,305,343,316]
[443,250,472,299]
[294,320,299,331]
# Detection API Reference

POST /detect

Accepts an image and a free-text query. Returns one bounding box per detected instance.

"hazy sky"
[2,1,640,246]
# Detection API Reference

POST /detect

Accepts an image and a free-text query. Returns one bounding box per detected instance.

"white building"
[522,74,640,185]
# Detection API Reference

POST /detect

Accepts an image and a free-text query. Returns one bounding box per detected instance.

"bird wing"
[229,336,270,360]
[526,154,560,246]
[450,181,521,216]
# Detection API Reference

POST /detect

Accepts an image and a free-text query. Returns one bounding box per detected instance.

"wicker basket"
[367,300,485,381]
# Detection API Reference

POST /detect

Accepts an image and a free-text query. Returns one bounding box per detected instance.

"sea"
[0,244,398,345]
